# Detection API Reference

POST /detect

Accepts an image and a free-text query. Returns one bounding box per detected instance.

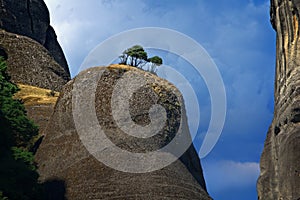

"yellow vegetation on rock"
[14,84,59,106]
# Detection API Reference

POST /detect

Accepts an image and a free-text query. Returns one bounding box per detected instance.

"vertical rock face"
[0,0,70,76]
[36,65,211,200]
[257,0,300,199]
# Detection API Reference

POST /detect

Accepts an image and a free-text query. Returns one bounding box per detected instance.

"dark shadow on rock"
[43,180,66,200]
[179,145,208,192]
[30,135,44,154]
[0,46,8,60]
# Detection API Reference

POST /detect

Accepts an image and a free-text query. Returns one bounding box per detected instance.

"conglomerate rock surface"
[36,65,212,200]
[0,0,69,75]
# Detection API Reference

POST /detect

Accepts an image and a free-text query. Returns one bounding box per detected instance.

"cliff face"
[0,30,68,91]
[14,84,59,137]
[0,0,70,78]
[0,0,70,137]
[35,65,211,200]
[257,0,300,199]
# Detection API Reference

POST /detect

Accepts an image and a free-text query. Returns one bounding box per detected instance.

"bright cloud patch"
[203,160,260,192]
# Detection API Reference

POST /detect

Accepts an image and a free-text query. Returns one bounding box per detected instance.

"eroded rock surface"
[257,0,300,199]
[0,30,68,91]
[36,65,211,200]
[0,0,70,76]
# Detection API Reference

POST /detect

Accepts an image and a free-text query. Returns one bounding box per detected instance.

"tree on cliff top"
[119,45,163,73]
[119,45,148,67]
[148,56,163,73]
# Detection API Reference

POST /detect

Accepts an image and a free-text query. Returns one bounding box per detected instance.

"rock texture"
[36,65,211,200]
[0,0,70,77]
[0,30,68,91]
[257,0,300,199]
[14,84,59,136]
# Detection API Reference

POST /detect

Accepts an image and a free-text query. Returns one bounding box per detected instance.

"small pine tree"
[119,45,148,67]
[148,56,163,73]
[119,45,163,73]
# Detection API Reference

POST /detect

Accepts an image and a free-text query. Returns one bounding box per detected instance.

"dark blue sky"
[44,0,276,199]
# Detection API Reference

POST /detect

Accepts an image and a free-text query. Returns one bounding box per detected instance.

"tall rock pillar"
[257,0,300,199]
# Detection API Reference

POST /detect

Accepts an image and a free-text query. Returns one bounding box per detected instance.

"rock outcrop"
[14,84,59,137]
[257,0,300,199]
[0,0,70,77]
[0,30,68,91]
[0,0,70,138]
[36,65,211,200]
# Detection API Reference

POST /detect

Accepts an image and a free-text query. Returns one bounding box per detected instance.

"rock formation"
[0,30,68,91]
[0,1,212,198]
[257,0,300,199]
[36,65,211,200]
[0,0,70,138]
[0,0,70,76]
[14,84,59,138]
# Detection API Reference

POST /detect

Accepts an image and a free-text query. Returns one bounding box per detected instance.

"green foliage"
[148,56,163,73]
[119,45,163,73]
[0,191,9,200]
[0,110,13,154]
[0,58,19,98]
[0,57,44,200]
[148,56,163,65]
[119,45,148,67]
[0,57,38,147]
[12,147,36,171]
[0,150,43,200]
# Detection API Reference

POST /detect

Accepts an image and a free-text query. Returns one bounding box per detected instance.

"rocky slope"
[35,65,211,200]
[0,30,68,91]
[257,0,300,199]
[14,84,59,136]
[0,0,70,75]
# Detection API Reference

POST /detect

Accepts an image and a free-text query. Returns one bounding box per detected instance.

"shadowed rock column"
[257,0,300,199]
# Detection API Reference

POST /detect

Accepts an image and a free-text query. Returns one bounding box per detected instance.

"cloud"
[44,0,161,75]
[202,160,260,192]
[44,0,273,74]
